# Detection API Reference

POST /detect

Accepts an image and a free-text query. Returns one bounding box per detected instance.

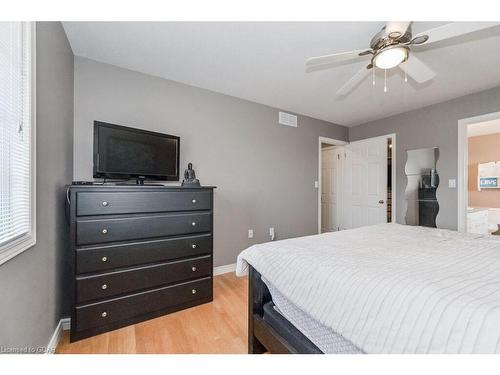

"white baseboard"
[213,263,236,276]
[61,318,71,331]
[46,318,70,354]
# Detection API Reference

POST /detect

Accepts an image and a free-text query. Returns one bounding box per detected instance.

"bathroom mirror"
[405,147,439,227]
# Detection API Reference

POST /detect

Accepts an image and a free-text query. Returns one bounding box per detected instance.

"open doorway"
[387,137,393,223]
[458,112,500,235]
[318,134,395,234]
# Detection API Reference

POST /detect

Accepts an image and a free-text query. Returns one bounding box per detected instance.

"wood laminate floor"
[56,273,248,354]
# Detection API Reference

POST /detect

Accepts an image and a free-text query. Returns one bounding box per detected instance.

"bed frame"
[248,265,322,354]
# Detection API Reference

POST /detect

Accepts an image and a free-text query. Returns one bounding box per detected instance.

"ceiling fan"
[306,22,500,98]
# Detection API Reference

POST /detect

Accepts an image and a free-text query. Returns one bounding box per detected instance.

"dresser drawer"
[76,234,212,274]
[75,277,212,333]
[76,255,212,303]
[76,212,212,245]
[76,190,212,216]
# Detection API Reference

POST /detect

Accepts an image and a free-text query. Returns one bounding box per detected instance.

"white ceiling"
[468,119,500,137]
[62,22,500,127]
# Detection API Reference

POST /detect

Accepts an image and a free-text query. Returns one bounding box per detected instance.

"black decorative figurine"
[182,162,200,187]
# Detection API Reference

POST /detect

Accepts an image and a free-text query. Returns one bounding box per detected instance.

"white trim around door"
[457,111,500,232]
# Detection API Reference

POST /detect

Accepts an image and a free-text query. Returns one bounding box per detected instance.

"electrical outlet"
[269,227,275,241]
[448,179,457,188]
[248,229,254,239]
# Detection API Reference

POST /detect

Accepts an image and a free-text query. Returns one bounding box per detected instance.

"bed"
[237,223,500,354]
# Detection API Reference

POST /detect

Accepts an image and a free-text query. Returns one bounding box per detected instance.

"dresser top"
[67,184,216,190]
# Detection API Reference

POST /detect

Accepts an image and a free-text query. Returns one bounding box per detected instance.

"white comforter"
[236,223,500,353]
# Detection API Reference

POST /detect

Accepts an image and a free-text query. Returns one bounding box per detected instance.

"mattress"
[262,301,322,354]
[237,223,500,353]
[263,277,363,354]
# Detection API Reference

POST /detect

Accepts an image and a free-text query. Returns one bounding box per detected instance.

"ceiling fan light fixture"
[373,45,409,70]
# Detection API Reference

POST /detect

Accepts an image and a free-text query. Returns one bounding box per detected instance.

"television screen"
[93,121,180,181]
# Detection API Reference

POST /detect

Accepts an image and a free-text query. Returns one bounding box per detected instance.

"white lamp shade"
[373,46,408,69]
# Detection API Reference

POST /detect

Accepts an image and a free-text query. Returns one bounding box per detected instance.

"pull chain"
[372,67,375,86]
[404,70,408,83]
[384,69,387,93]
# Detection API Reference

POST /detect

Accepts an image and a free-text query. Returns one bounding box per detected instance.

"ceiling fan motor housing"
[370,25,413,50]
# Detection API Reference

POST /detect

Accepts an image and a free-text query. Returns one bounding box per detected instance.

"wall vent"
[279,112,297,128]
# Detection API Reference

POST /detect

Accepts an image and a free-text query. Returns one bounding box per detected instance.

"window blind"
[0,22,33,248]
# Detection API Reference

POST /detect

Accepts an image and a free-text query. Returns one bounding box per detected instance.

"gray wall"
[349,86,500,230]
[73,57,347,267]
[0,22,73,349]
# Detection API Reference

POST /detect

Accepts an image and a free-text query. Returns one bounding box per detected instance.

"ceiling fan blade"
[415,22,500,46]
[385,21,412,38]
[306,49,370,67]
[399,55,435,83]
[335,65,371,98]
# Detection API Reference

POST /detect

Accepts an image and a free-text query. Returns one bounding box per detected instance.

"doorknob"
[378,200,385,204]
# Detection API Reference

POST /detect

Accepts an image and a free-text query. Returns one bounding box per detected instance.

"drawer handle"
[101,256,108,262]
[192,289,197,295]
[192,266,197,272]
[191,222,196,227]
[102,229,108,234]
[102,201,109,207]
[192,199,197,204]
[191,244,197,249]
[101,284,108,290]
[101,312,107,318]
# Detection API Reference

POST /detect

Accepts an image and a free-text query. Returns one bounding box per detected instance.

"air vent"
[279,112,297,128]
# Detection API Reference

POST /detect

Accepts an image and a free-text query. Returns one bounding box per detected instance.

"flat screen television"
[93,121,180,182]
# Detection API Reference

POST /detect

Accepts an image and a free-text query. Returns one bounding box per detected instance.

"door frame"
[318,136,348,234]
[457,110,500,232]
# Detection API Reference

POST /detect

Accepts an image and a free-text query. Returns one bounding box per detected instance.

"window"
[0,22,35,264]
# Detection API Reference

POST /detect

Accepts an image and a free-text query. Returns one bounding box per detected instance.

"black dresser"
[66,185,215,342]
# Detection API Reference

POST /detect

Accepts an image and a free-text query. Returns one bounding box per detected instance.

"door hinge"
[337,154,340,160]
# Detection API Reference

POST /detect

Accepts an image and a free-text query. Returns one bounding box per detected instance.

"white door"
[343,137,387,229]
[321,148,343,232]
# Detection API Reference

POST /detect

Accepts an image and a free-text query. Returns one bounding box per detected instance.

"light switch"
[314,181,319,188]
[248,229,254,239]
[448,179,457,188]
